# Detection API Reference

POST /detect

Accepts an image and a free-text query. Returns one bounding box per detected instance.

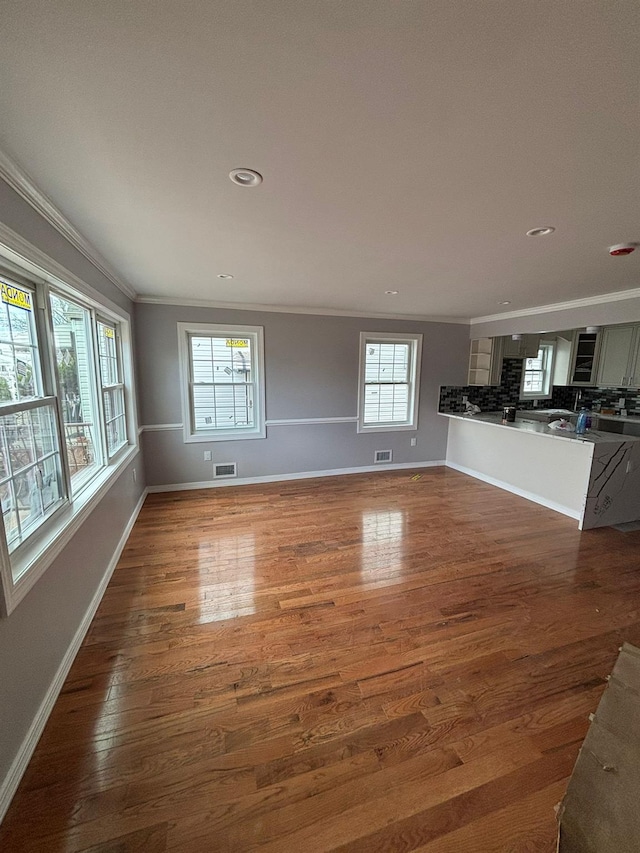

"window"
[520,342,555,399]
[50,292,102,490]
[357,332,422,432]
[97,319,127,457]
[0,266,136,616]
[178,323,266,442]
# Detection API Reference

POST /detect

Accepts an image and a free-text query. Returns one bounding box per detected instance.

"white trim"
[445,460,581,520]
[146,460,445,493]
[0,222,129,320]
[0,151,136,301]
[2,446,140,615]
[265,416,358,426]
[0,486,148,824]
[470,286,640,326]
[140,418,361,431]
[141,423,183,432]
[136,294,466,324]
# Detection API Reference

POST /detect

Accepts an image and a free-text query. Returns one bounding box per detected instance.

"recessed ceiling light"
[385,290,399,295]
[499,300,511,305]
[526,226,555,237]
[217,273,234,279]
[229,168,263,187]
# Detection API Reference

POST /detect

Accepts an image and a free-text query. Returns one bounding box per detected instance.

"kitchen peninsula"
[441,412,640,530]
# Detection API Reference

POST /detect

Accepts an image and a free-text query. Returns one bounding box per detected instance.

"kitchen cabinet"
[569,330,601,386]
[501,334,540,359]
[596,325,640,387]
[468,337,503,386]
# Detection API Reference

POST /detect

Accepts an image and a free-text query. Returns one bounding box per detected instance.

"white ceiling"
[1,1,639,321]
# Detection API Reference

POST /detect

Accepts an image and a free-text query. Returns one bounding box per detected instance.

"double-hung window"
[520,342,555,399]
[357,332,422,432]
[0,281,65,554]
[0,264,136,616]
[178,323,266,442]
[97,319,127,457]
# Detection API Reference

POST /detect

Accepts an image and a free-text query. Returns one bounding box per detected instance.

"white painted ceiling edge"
[1,147,639,331]
[0,149,136,301]
[1,2,638,323]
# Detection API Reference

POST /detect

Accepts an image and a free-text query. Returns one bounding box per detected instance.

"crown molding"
[135,294,468,324]
[0,222,129,321]
[0,148,137,301]
[471,286,640,325]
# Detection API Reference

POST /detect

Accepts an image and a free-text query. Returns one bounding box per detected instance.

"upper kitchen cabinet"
[468,337,503,386]
[568,330,602,386]
[501,334,540,359]
[596,325,640,387]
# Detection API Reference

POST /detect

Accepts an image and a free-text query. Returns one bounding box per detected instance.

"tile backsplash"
[439,358,640,415]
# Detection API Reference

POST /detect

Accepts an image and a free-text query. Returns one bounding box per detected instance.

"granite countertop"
[438,411,640,445]
[595,412,640,424]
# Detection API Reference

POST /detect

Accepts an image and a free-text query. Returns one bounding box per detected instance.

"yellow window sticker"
[1,283,32,311]
[226,339,249,347]
[104,327,115,338]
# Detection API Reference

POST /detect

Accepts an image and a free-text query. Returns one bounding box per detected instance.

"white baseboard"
[0,488,148,825]
[445,460,581,520]
[147,461,446,493]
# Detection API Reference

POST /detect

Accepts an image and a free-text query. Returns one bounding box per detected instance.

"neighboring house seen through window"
[178,323,266,442]
[357,332,422,432]
[0,267,136,616]
[520,342,555,399]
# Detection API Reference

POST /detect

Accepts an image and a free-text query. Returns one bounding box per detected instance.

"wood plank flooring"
[2,467,640,852]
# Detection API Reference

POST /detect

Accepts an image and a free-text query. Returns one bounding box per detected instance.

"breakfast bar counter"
[440,412,640,529]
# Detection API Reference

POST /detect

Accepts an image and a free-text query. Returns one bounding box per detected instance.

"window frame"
[0,248,138,617]
[96,316,128,459]
[357,332,423,433]
[520,341,556,400]
[178,322,266,443]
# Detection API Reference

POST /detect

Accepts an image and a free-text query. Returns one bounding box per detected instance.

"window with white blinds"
[358,333,422,432]
[178,323,265,442]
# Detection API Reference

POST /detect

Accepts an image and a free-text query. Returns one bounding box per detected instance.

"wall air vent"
[213,462,237,479]
[374,450,392,464]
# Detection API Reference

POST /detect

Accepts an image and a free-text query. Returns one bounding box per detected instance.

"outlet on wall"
[204,450,212,461]
[132,467,137,482]
[410,437,417,447]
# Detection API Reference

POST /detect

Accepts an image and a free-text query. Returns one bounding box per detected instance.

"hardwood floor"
[2,467,640,852]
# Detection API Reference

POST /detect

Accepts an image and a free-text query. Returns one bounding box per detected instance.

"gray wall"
[0,181,145,802]
[136,303,469,486]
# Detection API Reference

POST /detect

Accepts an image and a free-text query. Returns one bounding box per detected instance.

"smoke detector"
[609,243,638,256]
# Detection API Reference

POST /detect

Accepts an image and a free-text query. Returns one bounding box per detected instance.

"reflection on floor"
[2,467,640,852]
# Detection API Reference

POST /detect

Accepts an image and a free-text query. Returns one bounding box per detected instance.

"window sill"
[357,423,417,434]
[183,428,266,443]
[3,443,139,615]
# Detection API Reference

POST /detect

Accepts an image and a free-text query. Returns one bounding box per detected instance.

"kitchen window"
[178,323,266,443]
[520,342,555,399]
[357,332,422,432]
[0,265,136,616]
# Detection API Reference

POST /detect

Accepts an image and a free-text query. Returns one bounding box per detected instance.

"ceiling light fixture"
[511,334,522,341]
[217,273,234,279]
[499,301,511,305]
[385,290,399,295]
[526,226,556,237]
[229,168,263,187]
